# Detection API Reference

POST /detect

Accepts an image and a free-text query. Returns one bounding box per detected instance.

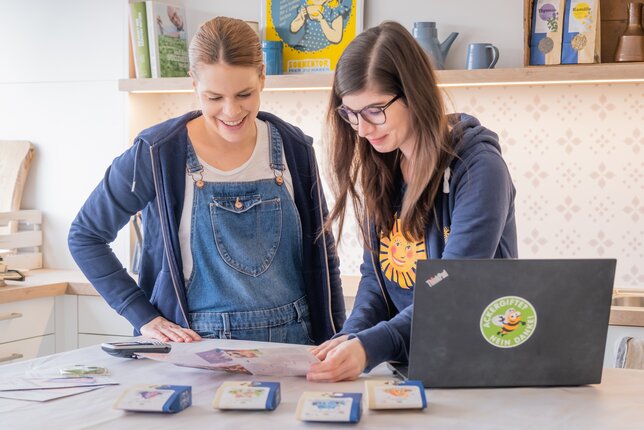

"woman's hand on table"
[140,316,202,342]
[307,336,367,382]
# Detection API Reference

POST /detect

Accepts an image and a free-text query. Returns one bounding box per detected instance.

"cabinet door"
[0,297,55,344]
[0,335,55,365]
[78,296,133,336]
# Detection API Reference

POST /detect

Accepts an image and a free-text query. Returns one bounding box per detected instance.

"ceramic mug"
[262,40,283,75]
[466,43,500,69]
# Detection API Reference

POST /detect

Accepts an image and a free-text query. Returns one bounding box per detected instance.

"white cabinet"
[0,335,55,364]
[78,295,133,336]
[56,295,135,351]
[0,297,56,365]
[77,295,134,346]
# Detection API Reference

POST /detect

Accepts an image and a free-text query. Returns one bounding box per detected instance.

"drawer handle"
[0,312,23,321]
[0,353,24,363]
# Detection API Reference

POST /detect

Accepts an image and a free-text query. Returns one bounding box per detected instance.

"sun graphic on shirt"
[379,217,427,289]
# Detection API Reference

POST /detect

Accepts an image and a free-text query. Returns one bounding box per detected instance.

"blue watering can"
[412,22,459,70]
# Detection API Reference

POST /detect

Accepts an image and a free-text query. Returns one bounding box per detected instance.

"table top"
[2,339,644,430]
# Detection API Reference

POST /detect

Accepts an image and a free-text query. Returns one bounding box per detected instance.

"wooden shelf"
[119,63,644,93]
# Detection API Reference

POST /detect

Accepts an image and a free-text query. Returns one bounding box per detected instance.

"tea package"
[212,381,280,410]
[530,0,566,65]
[296,392,362,423]
[562,0,601,63]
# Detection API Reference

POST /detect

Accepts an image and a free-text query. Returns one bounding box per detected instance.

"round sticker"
[480,296,537,348]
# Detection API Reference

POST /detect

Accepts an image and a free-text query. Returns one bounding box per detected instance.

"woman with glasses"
[69,17,345,346]
[307,21,517,382]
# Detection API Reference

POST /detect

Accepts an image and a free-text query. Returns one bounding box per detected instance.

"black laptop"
[390,259,616,388]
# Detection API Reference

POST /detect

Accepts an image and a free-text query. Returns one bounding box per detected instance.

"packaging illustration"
[530,0,566,65]
[562,0,601,64]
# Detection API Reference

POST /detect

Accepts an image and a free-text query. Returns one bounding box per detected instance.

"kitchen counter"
[0,269,97,304]
[1,270,643,327]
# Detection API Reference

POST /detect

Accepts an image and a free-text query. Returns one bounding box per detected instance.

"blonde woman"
[69,17,345,345]
[307,21,517,382]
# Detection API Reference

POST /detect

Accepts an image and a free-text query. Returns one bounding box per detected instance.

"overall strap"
[266,121,285,185]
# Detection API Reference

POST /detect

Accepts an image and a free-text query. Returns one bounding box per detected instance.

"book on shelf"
[128,2,152,78]
[145,1,189,78]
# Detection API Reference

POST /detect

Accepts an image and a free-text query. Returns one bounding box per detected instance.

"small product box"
[296,391,362,423]
[364,380,427,410]
[114,384,191,413]
[212,381,280,410]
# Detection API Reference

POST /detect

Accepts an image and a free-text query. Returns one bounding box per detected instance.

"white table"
[1,339,643,430]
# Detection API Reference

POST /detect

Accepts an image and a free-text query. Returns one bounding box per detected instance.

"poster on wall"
[262,0,364,73]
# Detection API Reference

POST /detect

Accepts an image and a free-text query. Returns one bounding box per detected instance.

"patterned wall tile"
[156,83,644,288]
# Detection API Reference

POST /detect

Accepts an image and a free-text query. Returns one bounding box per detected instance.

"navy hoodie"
[68,111,346,343]
[340,113,518,370]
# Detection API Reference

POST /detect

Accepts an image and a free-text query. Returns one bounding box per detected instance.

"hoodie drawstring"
[443,167,451,194]
[131,141,144,193]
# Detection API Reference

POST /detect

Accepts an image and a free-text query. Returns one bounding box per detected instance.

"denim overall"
[184,122,313,345]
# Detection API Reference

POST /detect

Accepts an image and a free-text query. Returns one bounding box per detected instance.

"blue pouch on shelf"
[561,0,601,64]
[529,0,566,65]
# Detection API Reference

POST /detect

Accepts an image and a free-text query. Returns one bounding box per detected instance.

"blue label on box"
[213,381,281,410]
[114,384,191,413]
[297,392,362,423]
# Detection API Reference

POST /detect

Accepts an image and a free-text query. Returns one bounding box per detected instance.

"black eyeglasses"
[335,94,401,127]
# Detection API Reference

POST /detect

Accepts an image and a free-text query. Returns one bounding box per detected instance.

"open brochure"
[140,340,320,376]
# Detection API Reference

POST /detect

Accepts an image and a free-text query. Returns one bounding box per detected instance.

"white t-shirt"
[178,119,294,281]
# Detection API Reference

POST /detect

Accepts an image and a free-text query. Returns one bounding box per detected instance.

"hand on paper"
[140,316,202,343]
[307,337,367,382]
[310,334,349,360]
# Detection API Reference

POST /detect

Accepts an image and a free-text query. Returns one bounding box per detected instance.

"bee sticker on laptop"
[480,296,537,348]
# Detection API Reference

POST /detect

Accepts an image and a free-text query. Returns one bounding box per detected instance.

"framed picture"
[262,0,364,73]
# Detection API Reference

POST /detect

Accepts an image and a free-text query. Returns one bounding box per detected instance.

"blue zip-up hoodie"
[340,113,518,370]
[68,111,346,344]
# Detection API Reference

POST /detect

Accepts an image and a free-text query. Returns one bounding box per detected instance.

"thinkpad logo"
[425,269,449,287]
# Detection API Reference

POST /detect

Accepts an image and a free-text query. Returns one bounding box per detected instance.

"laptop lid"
[407,259,616,388]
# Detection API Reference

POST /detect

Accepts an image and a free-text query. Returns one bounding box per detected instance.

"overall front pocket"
[210,194,282,277]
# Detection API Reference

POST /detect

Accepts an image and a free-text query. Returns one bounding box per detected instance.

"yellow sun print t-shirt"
[379,217,427,289]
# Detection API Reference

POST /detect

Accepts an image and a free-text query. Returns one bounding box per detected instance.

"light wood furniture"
[0,140,33,214]
[118,61,644,93]
[0,140,42,270]
[523,0,638,65]
[0,270,132,364]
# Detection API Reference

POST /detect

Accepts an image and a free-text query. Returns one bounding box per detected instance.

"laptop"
[389,259,616,388]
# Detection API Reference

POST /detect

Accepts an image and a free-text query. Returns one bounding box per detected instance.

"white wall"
[182,0,525,69]
[3,0,641,290]
[0,0,131,268]
[0,0,526,269]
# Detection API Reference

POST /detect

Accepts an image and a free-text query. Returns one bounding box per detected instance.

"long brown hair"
[325,21,454,244]
[189,17,263,75]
